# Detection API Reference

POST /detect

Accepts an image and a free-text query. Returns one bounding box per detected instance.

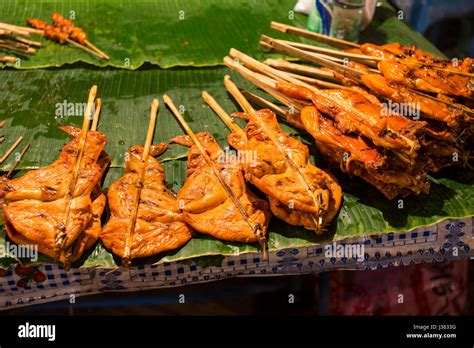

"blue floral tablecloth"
[0,217,472,309]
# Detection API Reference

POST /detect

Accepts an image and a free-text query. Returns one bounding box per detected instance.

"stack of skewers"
[0,22,41,62]
[223,22,473,200]
[0,12,108,63]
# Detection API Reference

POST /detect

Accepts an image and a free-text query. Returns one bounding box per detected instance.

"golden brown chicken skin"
[2,126,109,264]
[226,108,342,231]
[171,132,271,243]
[100,144,192,259]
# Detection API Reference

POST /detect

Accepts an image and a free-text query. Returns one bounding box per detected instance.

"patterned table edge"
[1,217,472,309]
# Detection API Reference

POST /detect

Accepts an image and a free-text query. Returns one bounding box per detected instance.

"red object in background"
[32,271,46,283]
[329,261,468,315]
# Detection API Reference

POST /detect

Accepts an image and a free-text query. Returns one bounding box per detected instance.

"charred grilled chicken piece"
[298,106,430,199]
[51,13,88,45]
[226,108,342,231]
[360,73,466,128]
[170,132,271,242]
[1,126,109,264]
[100,144,192,259]
[378,60,473,100]
[27,18,68,44]
[358,42,474,74]
[275,82,425,165]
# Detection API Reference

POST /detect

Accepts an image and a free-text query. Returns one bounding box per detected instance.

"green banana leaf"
[1,65,473,267]
[1,0,441,70]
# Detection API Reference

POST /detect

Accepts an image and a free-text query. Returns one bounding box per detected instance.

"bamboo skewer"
[122,99,159,267]
[0,23,33,36]
[274,38,380,65]
[264,59,365,89]
[0,56,16,63]
[91,98,102,131]
[0,136,23,164]
[6,143,30,178]
[265,58,336,80]
[166,94,268,258]
[241,90,288,117]
[0,22,42,36]
[271,21,360,49]
[56,86,97,263]
[260,35,363,82]
[224,57,307,112]
[84,39,109,60]
[61,96,104,268]
[222,75,325,232]
[10,35,42,48]
[271,22,474,78]
[64,38,103,59]
[0,39,36,55]
[202,91,240,133]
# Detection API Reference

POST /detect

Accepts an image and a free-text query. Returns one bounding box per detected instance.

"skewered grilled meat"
[298,106,431,199]
[27,18,68,44]
[275,82,425,165]
[273,82,432,198]
[378,60,473,100]
[360,73,465,128]
[1,126,109,264]
[100,144,192,259]
[226,108,342,231]
[171,132,271,242]
[355,42,473,74]
[51,13,88,45]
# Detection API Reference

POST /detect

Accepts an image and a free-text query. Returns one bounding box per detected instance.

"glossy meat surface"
[227,108,342,230]
[100,144,193,259]
[2,126,109,264]
[171,132,271,242]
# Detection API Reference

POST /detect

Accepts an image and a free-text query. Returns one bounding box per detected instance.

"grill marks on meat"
[100,144,192,259]
[276,82,424,164]
[275,82,432,199]
[171,132,271,242]
[1,126,109,264]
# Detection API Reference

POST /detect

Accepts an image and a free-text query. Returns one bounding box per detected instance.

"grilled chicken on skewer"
[1,126,109,264]
[204,80,342,232]
[101,100,192,264]
[51,13,109,60]
[275,81,425,165]
[100,144,193,260]
[297,105,431,199]
[165,95,269,256]
[353,42,474,74]
[227,108,342,229]
[171,132,271,243]
[27,18,103,59]
[377,60,473,100]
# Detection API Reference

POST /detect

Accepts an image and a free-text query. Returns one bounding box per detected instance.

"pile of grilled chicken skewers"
[225,22,473,200]
[1,23,472,269]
